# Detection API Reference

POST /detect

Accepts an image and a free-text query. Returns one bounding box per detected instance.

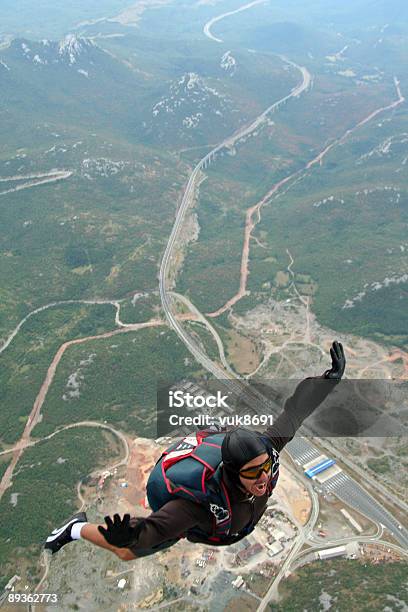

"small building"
[5,575,21,590]
[118,579,126,589]
[340,508,363,533]
[303,455,326,471]
[232,576,244,589]
[271,529,285,541]
[317,546,346,560]
[316,464,342,483]
[268,541,283,556]
[305,459,336,479]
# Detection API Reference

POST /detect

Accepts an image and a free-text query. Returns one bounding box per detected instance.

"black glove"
[324,341,346,380]
[98,513,137,548]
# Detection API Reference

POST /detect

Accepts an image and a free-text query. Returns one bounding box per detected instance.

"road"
[0,298,122,355]
[203,0,266,43]
[0,295,162,355]
[170,291,236,375]
[256,458,321,609]
[316,436,408,516]
[0,170,72,197]
[158,54,311,385]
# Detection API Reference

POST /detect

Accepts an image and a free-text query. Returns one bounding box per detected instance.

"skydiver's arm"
[125,499,211,553]
[263,376,337,452]
[263,341,346,452]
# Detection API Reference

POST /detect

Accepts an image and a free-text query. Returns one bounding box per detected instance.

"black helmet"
[221,428,270,484]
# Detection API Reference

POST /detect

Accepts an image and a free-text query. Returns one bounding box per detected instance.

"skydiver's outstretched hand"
[98,513,136,548]
[324,341,346,380]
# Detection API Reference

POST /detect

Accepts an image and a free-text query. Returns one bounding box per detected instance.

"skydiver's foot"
[44,511,88,554]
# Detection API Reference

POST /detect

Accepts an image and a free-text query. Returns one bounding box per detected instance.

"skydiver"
[44,341,346,560]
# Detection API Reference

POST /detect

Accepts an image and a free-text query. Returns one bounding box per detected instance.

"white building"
[271,528,285,541]
[340,508,363,533]
[5,576,20,590]
[232,576,244,589]
[317,546,346,560]
[268,541,283,556]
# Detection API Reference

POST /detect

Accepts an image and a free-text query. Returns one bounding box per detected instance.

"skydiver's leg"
[44,512,136,559]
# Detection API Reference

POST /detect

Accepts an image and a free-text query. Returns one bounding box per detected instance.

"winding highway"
[157,7,408,609]
[158,54,313,426]
[203,0,267,43]
[158,55,311,381]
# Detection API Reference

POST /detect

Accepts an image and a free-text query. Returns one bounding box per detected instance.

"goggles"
[239,456,273,480]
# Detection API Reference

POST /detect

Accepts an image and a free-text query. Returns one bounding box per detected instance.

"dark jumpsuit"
[127,376,336,557]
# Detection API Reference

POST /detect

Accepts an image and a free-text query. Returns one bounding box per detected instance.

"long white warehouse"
[317,546,346,560]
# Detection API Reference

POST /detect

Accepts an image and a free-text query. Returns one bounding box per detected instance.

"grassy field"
[100,35,299,150]
[248,107,408,348]
[31,326,204,439]
[118,292,163,324]
[183,320,220,363]
[0,142,186,341]
[0,457,11,481]
[0,302,116,445]
[269,559,408,611]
